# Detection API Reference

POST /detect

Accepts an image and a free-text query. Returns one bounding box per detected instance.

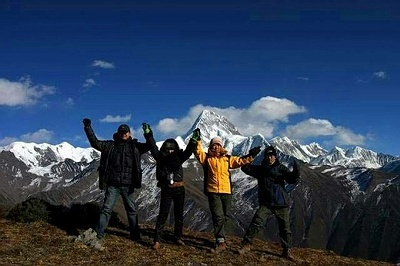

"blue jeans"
[95,185,140,239]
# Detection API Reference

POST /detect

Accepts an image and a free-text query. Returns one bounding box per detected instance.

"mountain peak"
[183,109,241,143]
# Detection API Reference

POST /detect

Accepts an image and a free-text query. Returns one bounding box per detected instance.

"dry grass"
[0,218,393,266]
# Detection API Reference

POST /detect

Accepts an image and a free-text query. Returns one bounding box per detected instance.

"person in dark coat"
[79,118,152,251]
[143,123,196,250]
[237,145,300,261]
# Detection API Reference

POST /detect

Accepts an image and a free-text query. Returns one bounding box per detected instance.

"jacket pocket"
[272,184,287,206]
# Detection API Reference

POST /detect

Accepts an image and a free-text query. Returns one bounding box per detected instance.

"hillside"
[0,218,392,266]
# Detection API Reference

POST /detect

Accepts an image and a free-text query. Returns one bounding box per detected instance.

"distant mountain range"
[0,109,399,263]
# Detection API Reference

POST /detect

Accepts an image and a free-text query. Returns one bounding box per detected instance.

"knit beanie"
[209,136,223,147]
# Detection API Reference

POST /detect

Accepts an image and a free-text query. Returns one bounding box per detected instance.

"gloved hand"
[83,118,91,127]
[142,123,152,134]
[191,128,201,142]
[248,146,261,157]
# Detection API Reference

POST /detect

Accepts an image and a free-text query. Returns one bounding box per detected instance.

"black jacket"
[147,136,195,188]
[241,158,299,207]
[84,125,151,189]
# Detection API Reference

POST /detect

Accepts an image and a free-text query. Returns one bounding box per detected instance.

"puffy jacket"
[193,141,254,194]
[84,125,150,188]
[147,137,196,187]
[241,158,299,207]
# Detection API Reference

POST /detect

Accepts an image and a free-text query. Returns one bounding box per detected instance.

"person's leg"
[207,193,225,244]
[95,186,120,238]
[220,194,232,239]
[120,186,140,240]
[173,186,185,242]
[238,205,271,255]
[154,187,173,242]
[242,205,271,244]
[273,207,292,250]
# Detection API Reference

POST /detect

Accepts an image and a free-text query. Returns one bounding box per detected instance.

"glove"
[191,128,201,141]
[142,123,152,134]
[248,146,261,158]
[83,118,91,127]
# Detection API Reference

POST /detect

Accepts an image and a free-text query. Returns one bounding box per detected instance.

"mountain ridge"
[0,109,399,263]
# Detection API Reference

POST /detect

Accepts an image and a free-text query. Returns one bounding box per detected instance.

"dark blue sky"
[1,0,399,155]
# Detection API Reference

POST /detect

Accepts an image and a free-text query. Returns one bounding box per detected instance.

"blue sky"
[1,0,399,156]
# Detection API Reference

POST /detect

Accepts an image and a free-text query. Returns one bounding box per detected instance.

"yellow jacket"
[193,141,254,194]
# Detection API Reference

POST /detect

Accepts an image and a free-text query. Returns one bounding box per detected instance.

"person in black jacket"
[79,118,152,251]
[237,146,300,261]
[143,123,197,250]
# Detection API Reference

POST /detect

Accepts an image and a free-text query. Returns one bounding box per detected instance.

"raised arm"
[82,118,110,151]
[142,123,160,158]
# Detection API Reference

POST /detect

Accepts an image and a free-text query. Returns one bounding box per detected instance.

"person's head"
[264,146,277,165]
[208,137,223,155]
[117,124,131,140]
[161,138,179,154]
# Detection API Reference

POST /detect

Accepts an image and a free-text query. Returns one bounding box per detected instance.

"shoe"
[281,248,295,261]
[175,239,185,246]
[152,241,160,250]
[238,243,251,255]
[214,242,227,253]
[89,237,105,251]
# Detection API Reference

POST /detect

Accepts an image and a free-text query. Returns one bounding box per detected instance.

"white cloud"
[373,71,387,80]
[20,129,54,143]
[283,118,366,146]
[153,96,367,147]
[296,76,309,81]
[0,76,56,106]
[156,96,306,138]
[66,97,74,105]
[82,78,97,88]
[334,127,366,146]
[284,119,336,139]
[0,136,18,146]
[100,114,131,123]
[91,60,115,69]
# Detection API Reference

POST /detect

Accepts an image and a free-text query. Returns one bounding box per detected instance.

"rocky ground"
[0,219,394,266]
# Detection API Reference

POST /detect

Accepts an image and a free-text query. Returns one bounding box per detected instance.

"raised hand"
[83,118,91,127]
[142,123,152,134]
[191,128,201,141]
[248,146,261,157]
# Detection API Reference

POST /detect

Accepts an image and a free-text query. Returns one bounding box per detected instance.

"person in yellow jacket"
[191,128,261,253]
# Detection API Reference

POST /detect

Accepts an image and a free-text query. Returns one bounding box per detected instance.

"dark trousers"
[243,204,292,249]
[207,193,232,244]
[154,186,185,242]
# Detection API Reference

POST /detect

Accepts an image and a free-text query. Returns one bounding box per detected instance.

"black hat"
[264,146,277,156]
[161,138,179,151]
[117,124,130,133]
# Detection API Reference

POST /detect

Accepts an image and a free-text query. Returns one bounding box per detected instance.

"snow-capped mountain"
[1,109,399,263]
[2,141,99,177]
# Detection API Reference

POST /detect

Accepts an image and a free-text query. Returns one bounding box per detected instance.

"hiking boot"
[175,239,185,246]
[152,241,160,250]
[238,243,251,255]
[214,242,227,253]
[281,248,295,261]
